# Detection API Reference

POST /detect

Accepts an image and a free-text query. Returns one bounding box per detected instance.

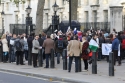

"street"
[0,72,65,83]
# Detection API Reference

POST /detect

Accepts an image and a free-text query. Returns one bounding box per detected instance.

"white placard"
[102,43,112,55]
[10,40,14,45]
[102,43,120,56]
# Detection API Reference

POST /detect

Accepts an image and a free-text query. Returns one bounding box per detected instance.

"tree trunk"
[71,0,78,20]
[35,0,45,35]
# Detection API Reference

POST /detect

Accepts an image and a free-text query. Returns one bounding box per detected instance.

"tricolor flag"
[89,39,99,52]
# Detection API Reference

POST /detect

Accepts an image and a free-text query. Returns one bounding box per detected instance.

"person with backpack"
[15,36,24,65]
[55,35,66,64]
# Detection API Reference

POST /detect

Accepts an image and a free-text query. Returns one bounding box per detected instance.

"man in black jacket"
[27,34,34,65]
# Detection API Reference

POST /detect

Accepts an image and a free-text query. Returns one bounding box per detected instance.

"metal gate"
[10,24,36,35]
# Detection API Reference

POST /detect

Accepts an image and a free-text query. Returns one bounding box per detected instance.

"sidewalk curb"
[0,68,89,83]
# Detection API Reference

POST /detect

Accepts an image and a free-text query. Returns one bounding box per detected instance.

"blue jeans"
[45,54,51,68]
[68,56,79,72]
[57,52,62,64]
[24,50,28,60]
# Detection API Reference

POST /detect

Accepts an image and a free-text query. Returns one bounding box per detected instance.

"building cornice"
[110,6,123,8]
[90,5,100,7]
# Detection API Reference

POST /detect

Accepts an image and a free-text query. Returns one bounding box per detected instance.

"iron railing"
[10,24,36,35]
[80,22,110,32]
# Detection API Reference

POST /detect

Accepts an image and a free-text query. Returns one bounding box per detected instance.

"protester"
[15,36,24,65]
[23,36,28,61]
[1,34,9,63]
[55,35,66,64]
[67,35,81,72]
[81,35,89,71]
[42,35,54,68]
[32,35,40,68]
[9,34,17,62]
[112,34,121,66]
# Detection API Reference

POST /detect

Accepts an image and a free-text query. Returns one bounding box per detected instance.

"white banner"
[102,43,120,56]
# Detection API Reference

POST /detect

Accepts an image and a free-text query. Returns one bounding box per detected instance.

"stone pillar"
[110,6,123,33]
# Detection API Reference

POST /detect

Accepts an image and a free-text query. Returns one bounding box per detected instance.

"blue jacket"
[112,38,119,50]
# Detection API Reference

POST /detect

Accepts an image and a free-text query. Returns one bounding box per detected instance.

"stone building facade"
[0,0,125,33]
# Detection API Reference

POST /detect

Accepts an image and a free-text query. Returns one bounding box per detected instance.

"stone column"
[110,6,123,33]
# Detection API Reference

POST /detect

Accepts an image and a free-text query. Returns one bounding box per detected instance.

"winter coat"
[81,41,89,60]
[27,36,33,48]
[1,38,9,52]
[67,40,81,57]
[32,39,40,54]
[42,38,55,54]
[112,38,119,50]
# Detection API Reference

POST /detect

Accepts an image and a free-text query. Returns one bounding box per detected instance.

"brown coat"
[67,40,81,57]
[43,38,54,54]
[81,41,89,60]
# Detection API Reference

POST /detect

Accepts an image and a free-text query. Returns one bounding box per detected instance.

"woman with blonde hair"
[1,34,9,63]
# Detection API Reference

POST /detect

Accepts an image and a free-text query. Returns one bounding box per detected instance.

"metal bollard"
[63,49,67,70]
[50,49,55,68]
[28,48,32,65]
[39,49,43,67]
[78,57,82,72]
[92,52,97,74]
[109,52,114,76]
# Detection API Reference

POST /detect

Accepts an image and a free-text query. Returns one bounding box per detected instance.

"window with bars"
[85,11,89,22]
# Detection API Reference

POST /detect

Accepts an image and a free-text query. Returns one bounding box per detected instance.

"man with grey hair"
[112,34,121,66]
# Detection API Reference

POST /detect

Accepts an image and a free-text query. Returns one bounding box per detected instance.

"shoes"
[75,71,78,73]
[82,70,88,72]
[68,70,71,73]
[57,61,60,64]
[44,67,49,68]
[117,64,121,66]
[34,66,38,68]
[21,64,25,65]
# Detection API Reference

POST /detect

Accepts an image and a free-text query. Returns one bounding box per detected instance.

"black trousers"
[16,51,23,65]
[32,53,38,67]
[113,50,121,65]
[83,59,88,70]
[68,56,79,72]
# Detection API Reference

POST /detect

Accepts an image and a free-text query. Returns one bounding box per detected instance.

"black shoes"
[44,66,49,68]
[34,66,38,68]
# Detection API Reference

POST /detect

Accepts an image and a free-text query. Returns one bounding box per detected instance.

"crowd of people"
[0,28,125,72]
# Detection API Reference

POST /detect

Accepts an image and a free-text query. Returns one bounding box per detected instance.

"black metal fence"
[80,22,110,32]
[10,24,36,35]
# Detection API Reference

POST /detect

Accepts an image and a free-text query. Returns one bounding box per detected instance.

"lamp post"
[1,11,5,34]
[63,0,71,29]
[25,5,32,36]
[52,1,59,33]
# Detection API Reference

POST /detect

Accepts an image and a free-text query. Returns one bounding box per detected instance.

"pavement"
[0,59,125,83]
